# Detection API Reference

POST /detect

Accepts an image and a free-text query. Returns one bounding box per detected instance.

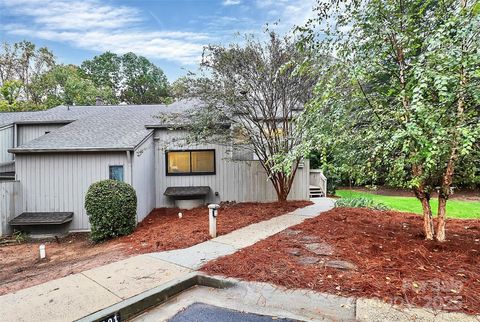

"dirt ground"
[339,186,480,201]
[0,200,311,296]
[202,207,480,315]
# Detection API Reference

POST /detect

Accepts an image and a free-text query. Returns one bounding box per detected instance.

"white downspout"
[127,150,136,222]
[126,150,133,185]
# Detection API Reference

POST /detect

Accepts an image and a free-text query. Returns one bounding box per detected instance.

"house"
[0,100,325,235]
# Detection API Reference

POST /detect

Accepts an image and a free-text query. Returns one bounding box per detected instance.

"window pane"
[191,151,215,173]
[168,152,191,173]
[109,165,124,181]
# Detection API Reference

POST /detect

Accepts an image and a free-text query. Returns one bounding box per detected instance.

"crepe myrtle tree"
[294,0,480,241]
[176,32,319,201]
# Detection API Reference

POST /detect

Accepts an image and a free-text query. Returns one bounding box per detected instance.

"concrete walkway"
[0,198,335,322]
[149,198,334,270]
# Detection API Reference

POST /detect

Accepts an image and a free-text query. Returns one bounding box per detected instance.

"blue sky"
[0,0,317,81]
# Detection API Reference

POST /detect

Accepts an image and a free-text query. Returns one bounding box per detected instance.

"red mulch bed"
[0,200,310,295]
[201,207,480,315]
[117,200,312,254]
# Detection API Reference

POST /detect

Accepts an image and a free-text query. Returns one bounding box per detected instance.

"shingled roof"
[7,100,199,153]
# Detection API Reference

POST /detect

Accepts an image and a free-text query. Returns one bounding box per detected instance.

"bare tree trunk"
[412,165,434,240]
[272,173,290,202]
[414,189,435,240]
[276,188,289,202]
[437,144,458,242]
[437,194,447,241]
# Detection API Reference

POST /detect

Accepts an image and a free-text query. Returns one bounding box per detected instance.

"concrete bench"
[164,186,211,209]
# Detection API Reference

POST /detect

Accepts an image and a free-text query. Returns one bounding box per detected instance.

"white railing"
[309,169,327,197]
[0,181,22,236]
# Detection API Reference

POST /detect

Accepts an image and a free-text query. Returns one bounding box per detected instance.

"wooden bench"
[10,212,74,226]
[164,186,211,200]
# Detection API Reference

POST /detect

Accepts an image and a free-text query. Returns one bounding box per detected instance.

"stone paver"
[0,273,121,322]
[148,240,238,269]
[82,254,191,299]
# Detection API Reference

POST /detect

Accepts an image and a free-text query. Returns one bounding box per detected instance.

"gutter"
[13,120,74,125]
[9,147,135,153]
[145,122,231,130]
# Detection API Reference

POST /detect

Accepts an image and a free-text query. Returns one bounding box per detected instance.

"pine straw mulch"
[201,207,480,315]
[116,200,313,254]
[0,200,311,295]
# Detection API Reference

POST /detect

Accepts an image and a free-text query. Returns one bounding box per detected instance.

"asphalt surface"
[168,303,300,322]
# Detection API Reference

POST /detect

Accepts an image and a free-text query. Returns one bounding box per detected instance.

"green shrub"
[335,197,390,211]
[13,230,28,244]
[85,179,137,242]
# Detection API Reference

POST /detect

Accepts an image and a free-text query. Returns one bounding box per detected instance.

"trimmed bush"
[85,179,137,242]
[334,197,390,211]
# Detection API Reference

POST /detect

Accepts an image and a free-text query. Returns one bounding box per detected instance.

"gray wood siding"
[15,152,130,231]
[154,130,309,207]
[0,181,22,236]
[17,124,65,146]
[0,126,14,164]
[132,135,156,221]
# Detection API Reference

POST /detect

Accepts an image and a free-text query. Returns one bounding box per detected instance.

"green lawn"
[336,189,480,219]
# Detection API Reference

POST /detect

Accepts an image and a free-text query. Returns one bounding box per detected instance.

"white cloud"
[0,0,321,66]
[256,0,317,32]
[0,0,209,65]
[222,0,242,5]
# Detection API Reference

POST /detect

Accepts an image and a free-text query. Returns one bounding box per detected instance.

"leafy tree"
[0,41,55,103]
[0,80,22,105]
[298,0,480,241]
[80,51,121,99]
[170,76,189,100]
[81,52,170,104]
[411,0,480,240]
[32,65,116,108]
[120,52,169,104]
[179,32,319,201]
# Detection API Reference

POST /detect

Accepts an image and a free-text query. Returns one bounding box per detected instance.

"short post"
[208,204,220,238]
[39,244,46,259]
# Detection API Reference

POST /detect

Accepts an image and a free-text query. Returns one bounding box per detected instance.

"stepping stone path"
[324,260,357,271]
[296,256,321,265]
[304,242,334,256]
[298,235,319,243]
[282,229,301,236]
[287,248,302,256]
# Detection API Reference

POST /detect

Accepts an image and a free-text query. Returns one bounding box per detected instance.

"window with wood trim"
[166,150,215,175]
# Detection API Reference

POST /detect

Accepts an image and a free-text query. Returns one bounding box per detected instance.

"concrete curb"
[75,273,235,322]
[355,298,480,322]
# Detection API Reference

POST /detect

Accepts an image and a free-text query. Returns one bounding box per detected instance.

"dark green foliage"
[81,52,170,104]
[308,150,343,195]
[85,180,137,242]
[335,197,390,211]
[30,64,116,108]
